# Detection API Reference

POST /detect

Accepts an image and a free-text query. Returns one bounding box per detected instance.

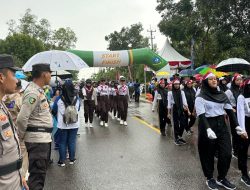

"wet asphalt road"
[44,100,248,190]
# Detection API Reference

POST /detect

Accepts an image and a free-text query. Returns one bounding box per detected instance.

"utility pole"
[147,26,156,50]
[144,26,156,98]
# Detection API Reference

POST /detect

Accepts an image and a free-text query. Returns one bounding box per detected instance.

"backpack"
[61,96,78,125]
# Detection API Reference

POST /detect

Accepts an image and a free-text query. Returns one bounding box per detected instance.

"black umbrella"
[216,58,250,72]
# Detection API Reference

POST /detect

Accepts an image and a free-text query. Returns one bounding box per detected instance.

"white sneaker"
[104,123,108,127]
[124,121,127,126]
[89,123,93,128]
[85,123,88,128]
[120,120,124,125]
[100,121,104,126]
[117,118,121,121]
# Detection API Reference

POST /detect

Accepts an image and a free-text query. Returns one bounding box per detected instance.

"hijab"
[242,79,250,98]
[199,79,230,104]
[230,80,241,102]
[62,81,77,105]
[172,84,184,115]
[183,83,196,107]
[158,84,168,107]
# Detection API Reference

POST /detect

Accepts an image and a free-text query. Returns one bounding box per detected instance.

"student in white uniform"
[117,76,130,126]
[82,79,97,128]
[152,79,171,136]
[195,72,240,190]
[236,79,250,187]
[167,79,190,145]
[225,73,243,158]
[97,78,109,127]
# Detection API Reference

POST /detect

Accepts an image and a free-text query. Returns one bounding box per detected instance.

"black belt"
[119,95,126,96]
[0,158,23,176]
[27,126,53,133]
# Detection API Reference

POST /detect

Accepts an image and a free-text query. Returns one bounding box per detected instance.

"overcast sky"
[0,0,166,79]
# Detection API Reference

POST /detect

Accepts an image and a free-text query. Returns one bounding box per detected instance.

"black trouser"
[229,111,240,156]
[99,96,109,123]
[198,115,232,180]
[84,100,95,123]
[184,107,196,132]
[134,92,140,102]
[96,96,100,117]
[118,95,128,121]
[113,96,118,117]
[238,116,250,176]
[109,95,114,112]
[158,102,171,134]
[172,105,186,140]
[25,142,50,190]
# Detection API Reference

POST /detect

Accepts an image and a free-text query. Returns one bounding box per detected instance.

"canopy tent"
[159,39,191,69]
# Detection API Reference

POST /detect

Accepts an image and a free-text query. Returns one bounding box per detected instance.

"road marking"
[132,116,160,134]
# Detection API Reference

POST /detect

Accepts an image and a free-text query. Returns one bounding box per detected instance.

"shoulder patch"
[29,97,37,104]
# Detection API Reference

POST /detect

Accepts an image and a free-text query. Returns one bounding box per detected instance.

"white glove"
[235,126,246,135]
[207,128,217,139]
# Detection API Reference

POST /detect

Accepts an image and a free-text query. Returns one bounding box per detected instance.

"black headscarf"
[62,81,77,105]
[199,79,230,104]
[158,84,168,107]
[242,79,250,98]
[230,80,241,102]
[183,83,196,108]
[172,84,184,115]
[219,80,228,92]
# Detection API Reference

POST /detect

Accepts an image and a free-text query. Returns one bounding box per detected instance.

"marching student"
[183,79,196,135]
[236,78,250,187]
[97,78,109,127]
[113,81,120,120]
[82,79,97,128]
[167,79,190,145]
[219,77,228,92]
[195,72,240,190]
[117,76,130,126]
[152,79,171,136]
[225,73,243,158]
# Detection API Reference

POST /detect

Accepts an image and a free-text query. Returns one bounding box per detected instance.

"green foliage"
[1,9,78,80]
[0,33,45,67]
[93,23,150,82]
[156,0,250,66]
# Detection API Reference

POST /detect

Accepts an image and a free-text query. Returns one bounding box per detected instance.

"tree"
[92,23,150,82]
[0,33,45,67]
[156,0,250,66]
[7,9,77,50]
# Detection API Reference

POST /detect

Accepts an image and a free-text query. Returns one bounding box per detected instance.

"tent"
[159,39,191,69]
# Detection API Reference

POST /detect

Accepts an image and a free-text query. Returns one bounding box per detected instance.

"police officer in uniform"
[17,63,53,190]
[0,54,28,190]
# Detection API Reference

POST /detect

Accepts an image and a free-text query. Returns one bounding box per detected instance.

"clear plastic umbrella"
[22,50,89,72]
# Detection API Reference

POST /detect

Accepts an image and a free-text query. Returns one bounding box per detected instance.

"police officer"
[0,54,28,190]
[17,63,53,190]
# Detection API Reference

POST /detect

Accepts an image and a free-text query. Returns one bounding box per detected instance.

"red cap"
[159,79,165,85]
[232,73,242,81]
[202,72,216,80]
[173,79,180,84]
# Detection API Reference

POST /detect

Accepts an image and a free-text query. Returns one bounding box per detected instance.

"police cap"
[0,54,22,71]
[32,63,52,72]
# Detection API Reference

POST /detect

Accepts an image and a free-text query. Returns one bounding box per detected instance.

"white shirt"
[118,85,129,96]
[57,98,80,129]
[167,90,188,109]
[225,89,236,107]
[195,97,232,117]
[97,85,109,96]
[152,90,163,111]
[109,87,118,96]
[82,87,97,105]
[195,88,201,97]
[237,95,250,131]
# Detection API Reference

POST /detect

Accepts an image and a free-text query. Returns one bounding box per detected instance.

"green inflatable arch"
[68,48,167,71]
